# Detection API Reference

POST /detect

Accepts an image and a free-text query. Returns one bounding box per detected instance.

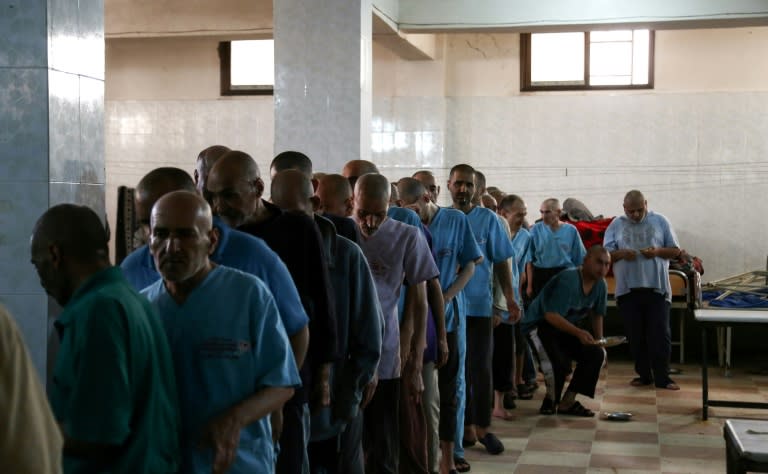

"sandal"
[630,377,653,387]
[454,457,471,473]
[478,432,505,455]
[656,380,680,391]
[461,437,476,448]
[539,397,556,415]
[558,401,595,417]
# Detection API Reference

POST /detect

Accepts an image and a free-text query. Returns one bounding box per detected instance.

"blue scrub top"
[529,221,586,269]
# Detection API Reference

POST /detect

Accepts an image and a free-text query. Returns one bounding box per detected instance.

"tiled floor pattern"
[462,358,768,473]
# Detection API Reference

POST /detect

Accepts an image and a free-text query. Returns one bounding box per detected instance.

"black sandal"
[454,457,471,473]
[559,401,595,417]
[539,397,556,415]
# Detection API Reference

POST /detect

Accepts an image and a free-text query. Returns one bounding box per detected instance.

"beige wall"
[106,26,768,279]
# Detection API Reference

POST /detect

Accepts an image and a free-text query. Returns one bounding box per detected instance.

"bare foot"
[492,408,514,420]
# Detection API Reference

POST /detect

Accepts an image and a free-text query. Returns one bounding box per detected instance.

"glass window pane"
[632,30,650,85]
[590,30,632,42]
[590,42,632,77]
[530,32,584,84]
[230,40,274,86]
[590,75,632,86]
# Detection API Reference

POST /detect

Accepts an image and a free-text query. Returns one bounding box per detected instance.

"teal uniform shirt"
[142,266,301,474]
[521,268,608,333]
[51,267,180,474]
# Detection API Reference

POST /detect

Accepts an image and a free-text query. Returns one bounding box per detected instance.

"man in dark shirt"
[207,150,337,474]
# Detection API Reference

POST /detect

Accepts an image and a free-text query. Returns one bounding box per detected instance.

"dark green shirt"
[51,267,179,473]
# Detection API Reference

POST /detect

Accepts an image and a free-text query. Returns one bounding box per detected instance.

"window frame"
[218,41,274,96]
[520,30,655,92]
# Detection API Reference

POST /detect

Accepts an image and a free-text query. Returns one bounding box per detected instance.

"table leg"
[725,326,732,377]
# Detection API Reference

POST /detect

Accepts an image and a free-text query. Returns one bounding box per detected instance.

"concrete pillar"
[274,0,373,173]
[0,0,105,375]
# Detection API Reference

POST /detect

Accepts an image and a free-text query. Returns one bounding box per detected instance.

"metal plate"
[602,411,633,421]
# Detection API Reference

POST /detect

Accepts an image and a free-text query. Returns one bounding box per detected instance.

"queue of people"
[2,149,683,474]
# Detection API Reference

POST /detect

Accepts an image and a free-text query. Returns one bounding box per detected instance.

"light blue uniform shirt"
[142,266,301,474]
[510,227,532,306]
[428,207,483,332]
[529,221,586,269]
[121,216,309,336]
[521,268,608,333]
[603,211,679,302]
[464,206,515,317]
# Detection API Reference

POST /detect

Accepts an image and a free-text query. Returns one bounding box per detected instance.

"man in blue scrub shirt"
[401,177,483,474]
[521,246,610,417]
[120,167,310,346]
[449,164,519,459]
[144,191,301,474]
[603,190,682,391]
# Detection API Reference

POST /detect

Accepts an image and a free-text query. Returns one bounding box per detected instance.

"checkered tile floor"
[461,357,768,473]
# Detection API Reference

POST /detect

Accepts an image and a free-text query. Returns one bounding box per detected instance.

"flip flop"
[478,432,505,455]
[454,457,471,473]
[461,437,477,448]
[558,401,595,417]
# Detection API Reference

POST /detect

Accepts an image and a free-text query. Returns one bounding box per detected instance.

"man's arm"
[288,325,309,369]
[401,281,427,403]
[525,261,534,297]
[426,277,448,368]
[205,386,294,474]
[542,312,595,345]
[494,260,520,322]
[640,247,681,260]
[443,259,479,302]
[591,313,604,340]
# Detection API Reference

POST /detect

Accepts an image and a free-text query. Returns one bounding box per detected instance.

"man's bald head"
[136,167,196,234]
[413,170,440,204]
[623,189,648,223]
[195,145,231,195]
[31,204,110,306]
[150,191,217,284]
[397,177,426,205]
[270,150,313,179]
[583,244,611,280]
[317,174,353,217]
[270,169,314,214]
[353,173,390,238]
[342,160,379,179]
[206,151,263,228]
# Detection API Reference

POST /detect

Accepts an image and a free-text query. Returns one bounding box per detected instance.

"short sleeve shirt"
[530,222,586,269]
[120,216,309,337]
[603,211,680,301]
[142,266,301,474]
[359,218,440,380]
[428,207,483,332]
[521,268,608,333]
[51,267,180,474]
[463,206,516,317]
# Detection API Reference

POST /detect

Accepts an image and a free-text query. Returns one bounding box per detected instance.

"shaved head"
[397,177,426,204]
[270,150,313,179]
[206,151,263,228]
[317,174,353,217]
[353,173,390,238]
[195,145,231,195]
[152,191,213,234]
[270,169,314,214]
[623,189,648,222]
[624,190,645,205]
[31,204,110,305]
[342,160,380,179]
[136,167,196,232]
[413,170,440,204]
[583,244,611,280]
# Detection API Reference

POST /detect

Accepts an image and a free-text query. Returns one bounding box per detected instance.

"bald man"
[142,191,299,474]
[341,159,379,191]
[194,144,231,199]
[399,177,483,474]
[412,170,440,204]
[521,246,611,417]
[271,169,383,474]
[526,198,586,301]
[317,173,354,218]
[208,151,337,474]
[604,190,682,391]
[121,167,309,385]
[31,204,179,473]
[353,173,439,474]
